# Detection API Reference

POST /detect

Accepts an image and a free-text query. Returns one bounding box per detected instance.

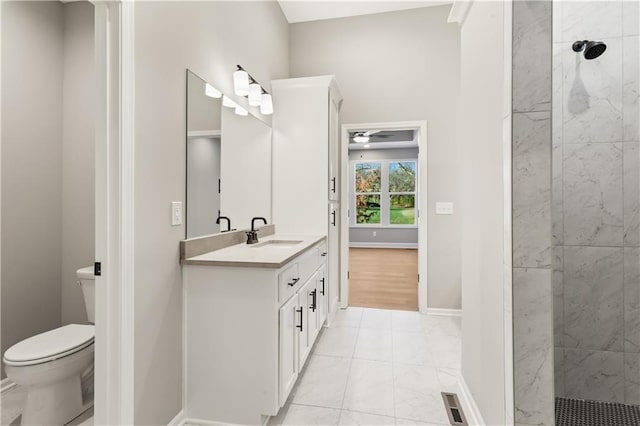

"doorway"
[339,121,428,313]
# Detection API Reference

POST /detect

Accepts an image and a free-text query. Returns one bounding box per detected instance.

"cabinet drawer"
[278,263,301,304]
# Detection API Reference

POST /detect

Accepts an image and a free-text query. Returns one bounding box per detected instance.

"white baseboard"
[426,308,462,317]
[1,377,16,393]
[349,242,418,249]
[457,372,486,426]
[167,410,186,426]
[178,417,264,426]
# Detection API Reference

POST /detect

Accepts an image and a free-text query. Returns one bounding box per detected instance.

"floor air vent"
[442,392,468,426]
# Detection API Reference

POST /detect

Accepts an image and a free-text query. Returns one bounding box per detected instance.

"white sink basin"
[252,240,303,249]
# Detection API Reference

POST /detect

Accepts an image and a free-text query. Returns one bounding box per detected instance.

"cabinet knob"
[321,252,327,257]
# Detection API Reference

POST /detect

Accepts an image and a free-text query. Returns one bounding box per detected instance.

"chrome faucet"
[246,217,267,244]
[216,215,233,233]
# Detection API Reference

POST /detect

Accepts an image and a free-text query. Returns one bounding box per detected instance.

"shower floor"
[556,397,640,426]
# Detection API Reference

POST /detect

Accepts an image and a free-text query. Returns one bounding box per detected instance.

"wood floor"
[348,248,418,311]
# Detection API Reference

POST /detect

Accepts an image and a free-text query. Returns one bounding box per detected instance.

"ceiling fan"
[351,130,391,143]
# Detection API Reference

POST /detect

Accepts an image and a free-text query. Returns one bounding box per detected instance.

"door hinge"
[218,179,221,194]
[417,273,420,282]
[94,262,102,276]
[347,271,350,279]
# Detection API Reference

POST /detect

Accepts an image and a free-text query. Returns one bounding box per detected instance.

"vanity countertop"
[181,234,326,269]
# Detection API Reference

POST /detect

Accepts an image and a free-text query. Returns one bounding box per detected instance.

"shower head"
[572,40,607,60]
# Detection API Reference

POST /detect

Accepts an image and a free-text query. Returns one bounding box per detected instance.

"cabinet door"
[297,279,313,370]
[328,96,340,201]
[279,295,299,406]
[328,202,340,313]
[317,265,328,328]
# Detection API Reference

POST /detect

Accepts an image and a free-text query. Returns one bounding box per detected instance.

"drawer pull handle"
[331,210,336,226]
[288,277,300,287]
[320,278,325,296]
[321,252,327,257]
[296,307,303,332]
[311,289,317,312]
[331,177,336,193]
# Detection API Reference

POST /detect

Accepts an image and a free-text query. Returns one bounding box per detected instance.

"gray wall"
[552,0,640,405]
[1,0,64,378]
[133,2,289,423]
[62,1,95,326]
[1,0,95,378]
[459,2,508,424]
[349,148,419,245]
[290,5,462,309]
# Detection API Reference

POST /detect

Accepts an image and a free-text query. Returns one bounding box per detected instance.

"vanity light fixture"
[222,95,236,108]
[234,65,273,115]
[205,83,222,98]
[235,105,248,116]
[353,135,370,143]
[233,69,250,96]
[363,144,371,148]
[248,83,262,106]
[260,94,273,115]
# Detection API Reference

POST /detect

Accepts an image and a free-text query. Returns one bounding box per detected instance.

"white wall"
[61,1,94,326]
[458,2,508,424]
[1,0,64,378]
[133,2,289,423]
[289,5,462,309]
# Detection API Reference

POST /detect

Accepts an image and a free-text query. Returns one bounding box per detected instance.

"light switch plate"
[171,201,183,226]
[436,202,454,215]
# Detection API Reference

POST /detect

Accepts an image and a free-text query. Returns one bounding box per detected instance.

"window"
[352,160,417,227]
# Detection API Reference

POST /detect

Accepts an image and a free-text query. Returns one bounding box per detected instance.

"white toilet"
[3,266,96,425]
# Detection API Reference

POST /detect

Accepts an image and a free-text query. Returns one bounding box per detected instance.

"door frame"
[340,121,428,313]
[92,1,135,424]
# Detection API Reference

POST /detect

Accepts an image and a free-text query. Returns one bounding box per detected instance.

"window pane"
[356,194,381,224]
[389,162,416,192]
[355,163,381,192]
[390,194,415,225]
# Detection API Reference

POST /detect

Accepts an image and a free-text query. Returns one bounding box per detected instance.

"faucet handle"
[245,230,259,245]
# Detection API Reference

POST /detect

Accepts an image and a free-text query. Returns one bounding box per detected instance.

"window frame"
[351,158,418,228]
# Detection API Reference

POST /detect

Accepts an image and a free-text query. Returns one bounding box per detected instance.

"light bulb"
[260,94,273,115]
[248,83,262,107]
[235,106,248,116]
[233,70,249,96]
[222,95,236,108]
[363,144,371,148]
[353,135,369,143]
[205,83,221,98]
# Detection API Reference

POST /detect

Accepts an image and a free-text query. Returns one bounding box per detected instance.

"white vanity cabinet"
[272,76,343,318]
[182,238,327,425]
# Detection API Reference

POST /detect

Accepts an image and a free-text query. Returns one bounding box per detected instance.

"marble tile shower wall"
[512,1,554,425]
[552,0,640,406]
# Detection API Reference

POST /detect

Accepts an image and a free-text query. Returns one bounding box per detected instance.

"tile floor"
[269,307,464,426]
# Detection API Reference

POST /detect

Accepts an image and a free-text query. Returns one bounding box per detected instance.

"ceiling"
[277,1,452,24]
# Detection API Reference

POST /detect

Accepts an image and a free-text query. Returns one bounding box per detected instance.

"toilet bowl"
[3,266,96,425]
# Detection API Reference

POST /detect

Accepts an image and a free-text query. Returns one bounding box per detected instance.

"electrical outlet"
[171,201,183,226]
[373,231,377,237]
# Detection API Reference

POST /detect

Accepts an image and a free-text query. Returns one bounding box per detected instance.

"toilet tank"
[77,266,95,324]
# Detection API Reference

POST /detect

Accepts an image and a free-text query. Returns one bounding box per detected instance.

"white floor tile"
[314,327,359,358]
[395,418,446,426]
[436,368,460,394]
[354,329,393,362]
[332,307,364,328]
[393,364,449,425]
[392,331,435,366]
[290,355,351,409]
[342,359,395,417]
[337,410,395,425]
[428,335,461,370]
[361,308,392,330]
[281,404,341,426]
[421,316,461,337]
[391,310,425,333]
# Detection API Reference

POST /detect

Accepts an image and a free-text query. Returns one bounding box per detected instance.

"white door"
[297,279,313,370]
[328,96,340,201]
[328,202,340,313]
[278,295,299,406]
[317,264,328,327]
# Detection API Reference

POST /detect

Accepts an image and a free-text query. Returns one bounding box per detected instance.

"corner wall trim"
[167,410,186,426]
[447,0,473,26]
[349,242,418,249]
[457,372,486,426]
[426,308,462,317]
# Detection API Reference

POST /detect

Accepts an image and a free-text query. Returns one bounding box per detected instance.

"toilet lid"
[3,324,94,366]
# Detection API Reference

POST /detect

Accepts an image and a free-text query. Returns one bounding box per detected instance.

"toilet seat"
[3,324,94,367]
